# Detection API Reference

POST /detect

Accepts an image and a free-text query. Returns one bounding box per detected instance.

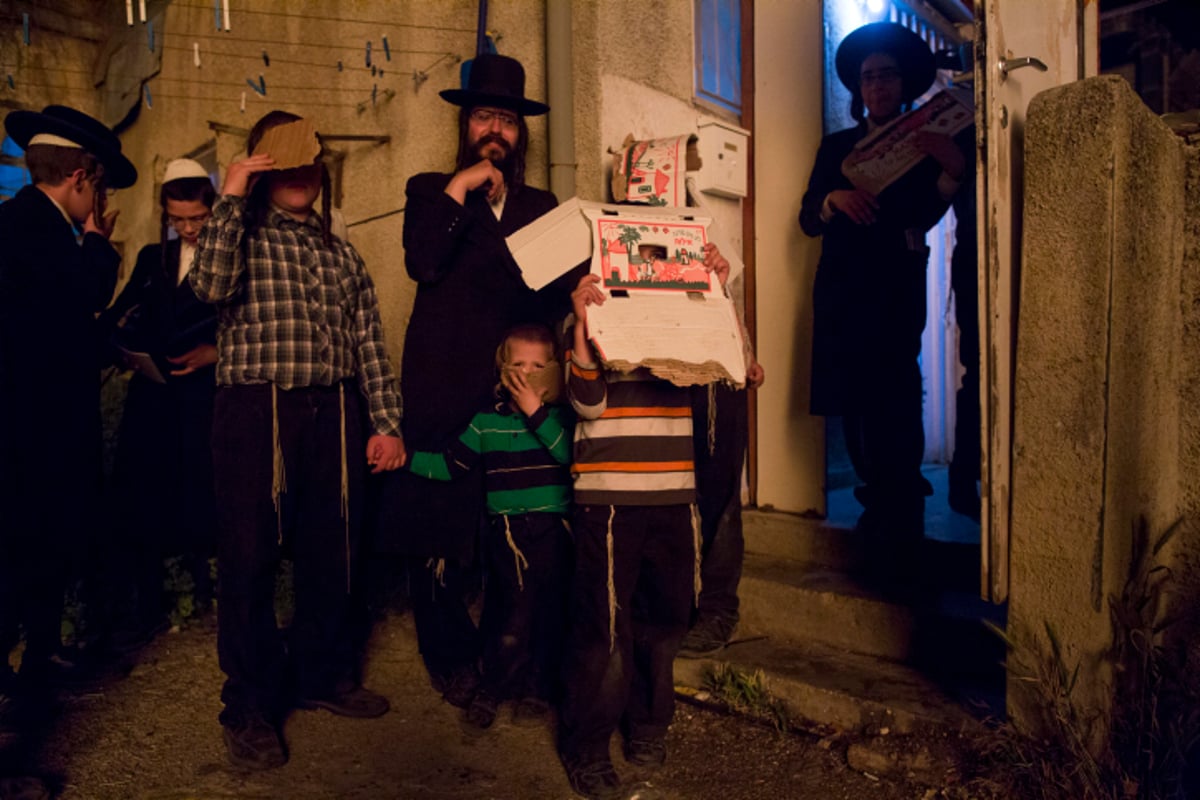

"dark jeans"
[559,504,694,759]
[691,384,747,624]
[211,382,366,724]
[407,554,481,683]
[479,513,572,701]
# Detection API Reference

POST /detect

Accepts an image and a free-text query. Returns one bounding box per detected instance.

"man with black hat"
[799,22,964,548]
[0,105,135,759]
[376,53,566,711]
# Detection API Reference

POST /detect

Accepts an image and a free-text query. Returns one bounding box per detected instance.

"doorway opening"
[820,0,979,546]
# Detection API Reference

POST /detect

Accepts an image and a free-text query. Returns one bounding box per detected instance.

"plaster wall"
[1011,75,1193,720]
[106,0,550,373]
[752,0,824,514]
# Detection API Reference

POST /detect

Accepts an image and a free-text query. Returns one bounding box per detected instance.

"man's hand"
[914,131,965,180]
[166,344,218,376]
[444,159,506,205]
[83,208,119,239]
[701,243,730,288]
[366,434,406,473]
[502,369,543,417]
[745,360,765,389]
[826,188,879,225]
[222,154,276,197]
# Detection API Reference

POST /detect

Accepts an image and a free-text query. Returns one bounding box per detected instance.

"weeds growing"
[700,662,791,733]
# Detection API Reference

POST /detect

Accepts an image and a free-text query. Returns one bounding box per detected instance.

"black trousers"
[211,382,366,723]
[479,513,572,701]
[407,554,482,683]
[691,384,747,624]
[559,504,694,760]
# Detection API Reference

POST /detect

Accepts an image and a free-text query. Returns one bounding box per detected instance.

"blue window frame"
[695,0,742,115]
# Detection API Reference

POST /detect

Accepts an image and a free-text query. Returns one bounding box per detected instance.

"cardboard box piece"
[841,87,974,196]
[610,133,702,207]
[250,118,321,170]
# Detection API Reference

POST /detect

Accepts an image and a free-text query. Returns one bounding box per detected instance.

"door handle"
[998,56,1048,78]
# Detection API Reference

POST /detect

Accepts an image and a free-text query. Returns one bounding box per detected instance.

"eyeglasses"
[168,213,211,228]
[860,68,902,86]
[470,107,519,129]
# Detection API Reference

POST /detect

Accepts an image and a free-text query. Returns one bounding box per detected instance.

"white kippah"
[28,133,83,148]
[162,158,210,184]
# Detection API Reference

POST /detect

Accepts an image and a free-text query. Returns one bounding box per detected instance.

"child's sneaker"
[623,737,667,768]
[561,752,622,800]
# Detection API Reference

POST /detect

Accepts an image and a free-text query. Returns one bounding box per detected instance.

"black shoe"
[222,712,287,770]
[561,752,622,800]
[462,690,498,730]
[512,695,552,727]
[297,684,389,718]
[624,737,667,768]
[678,616,735,659]
[439,666,480,710]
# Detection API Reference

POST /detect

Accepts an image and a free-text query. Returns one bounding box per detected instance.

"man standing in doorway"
[377,54,567,708]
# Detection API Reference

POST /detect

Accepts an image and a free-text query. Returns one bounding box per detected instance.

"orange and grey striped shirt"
[567,350,695,506]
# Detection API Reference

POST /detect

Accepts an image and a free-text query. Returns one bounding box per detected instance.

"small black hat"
[836,22,937,104]
[5,105,137,188]
[440,53,549,117]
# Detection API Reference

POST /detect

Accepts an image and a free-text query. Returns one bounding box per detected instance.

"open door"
[976,0,1098,601]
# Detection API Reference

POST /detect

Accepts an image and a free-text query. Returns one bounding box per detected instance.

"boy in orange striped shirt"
[557,246,728,800]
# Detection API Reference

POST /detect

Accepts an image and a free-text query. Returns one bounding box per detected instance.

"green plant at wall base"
[701,662,791,733]
[971,516,1200,800]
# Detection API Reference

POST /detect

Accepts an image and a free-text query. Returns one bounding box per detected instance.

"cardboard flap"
[250,119,321,169]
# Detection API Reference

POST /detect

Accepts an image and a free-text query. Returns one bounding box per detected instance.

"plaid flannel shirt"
[190,195,402,437]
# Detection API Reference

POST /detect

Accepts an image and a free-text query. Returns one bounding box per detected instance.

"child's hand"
[571,273,605,324]
[366,434,406,473]
[746,360,765,389]
[83,208,119,240]
[502,369,544,416]
[701,243,730,288]
[222,154,276,197]
[166,343,218,376]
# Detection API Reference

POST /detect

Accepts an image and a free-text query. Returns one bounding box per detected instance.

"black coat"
[375,173,562,560]
[99,241,218,551]
[0,185,119,542]
[799,122,951,416]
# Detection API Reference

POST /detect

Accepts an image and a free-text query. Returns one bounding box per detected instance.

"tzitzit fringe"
[502,515,530,591]
[707,383,717,456]
[691,503,702,604]
[271,385,287,545]
[606,505,617,653]
[425,557,448,596]
[339,383,350,593]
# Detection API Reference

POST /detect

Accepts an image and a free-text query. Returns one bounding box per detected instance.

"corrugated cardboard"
[250,118,321,170]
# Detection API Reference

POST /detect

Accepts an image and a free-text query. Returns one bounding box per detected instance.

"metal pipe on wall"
[546,1,576,200]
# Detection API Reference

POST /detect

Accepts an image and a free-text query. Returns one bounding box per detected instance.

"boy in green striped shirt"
[407,323,572,730]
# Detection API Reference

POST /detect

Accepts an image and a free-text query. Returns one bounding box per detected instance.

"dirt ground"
[3,612,962,800]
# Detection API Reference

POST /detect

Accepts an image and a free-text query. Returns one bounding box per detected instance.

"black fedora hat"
[5,105,137,188]
[440,53,549,117]
[836,22,936,104]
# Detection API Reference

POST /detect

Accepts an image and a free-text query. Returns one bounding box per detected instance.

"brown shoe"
[222,712,287,770]
[297,685,390,718]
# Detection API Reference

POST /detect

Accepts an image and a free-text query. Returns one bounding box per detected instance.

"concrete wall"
[753,0,825,515]
[1010,75,1196,722]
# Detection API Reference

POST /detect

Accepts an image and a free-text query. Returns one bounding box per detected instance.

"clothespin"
[372,84,378,106]
[222,0,231,32]
[138,0,146,22]
[22,13,30,45]
[371,65,377,77]
[147,20,155,52]
[262,50,270,67]
[240,91,246,113]
[126,0,133,26]
[412,70,428,90]
[246,76,265,96]
[213,0,221,30]
[337,60,343,72]
[6,75,14,90]
[365,41,372,68]
[194,43,202,68]
[144,84,152,109]
[383,35,391,61]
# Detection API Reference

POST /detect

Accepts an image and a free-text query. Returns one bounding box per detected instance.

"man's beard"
[473,134,517,183]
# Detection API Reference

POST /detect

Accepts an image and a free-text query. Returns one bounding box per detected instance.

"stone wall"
[1011,74,1197,725]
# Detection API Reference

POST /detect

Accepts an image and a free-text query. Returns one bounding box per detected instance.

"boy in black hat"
[0,105,135,773]
[799,22,965,548]
[377,53,572,711]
